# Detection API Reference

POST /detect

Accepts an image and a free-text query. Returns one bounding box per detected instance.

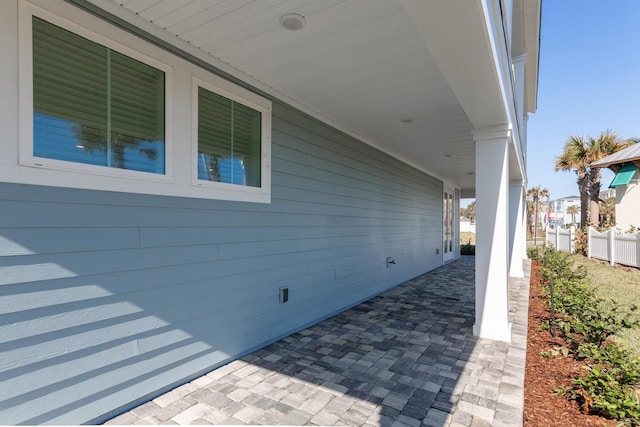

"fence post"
[636,232,640,269]
[569,226,575,254]
[587,227,592,259]
[608,228,615,266]
[555,226,560,249]
[545,226,549,246]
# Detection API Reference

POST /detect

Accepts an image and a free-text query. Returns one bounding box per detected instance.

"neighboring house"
[591,143,640,231]
[548,196,582,226]
[600,188,616,200]
[536,200,549,228]
[0,0,540,424]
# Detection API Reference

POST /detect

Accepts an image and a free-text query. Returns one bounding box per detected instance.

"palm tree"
[465,200,476,223]
[526,199,534,237]
[527,186,549,244]
[73,124,158,170]
[599,197,616,227]
[587,131,632,226]
[555,135,590,227]
[555,130,630,227]
[566,205,579,225]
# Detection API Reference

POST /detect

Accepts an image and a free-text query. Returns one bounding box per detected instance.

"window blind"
[198,87,261,187]
[32,17,165,174]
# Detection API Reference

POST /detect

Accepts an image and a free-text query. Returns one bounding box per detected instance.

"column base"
[509,266,524,279]
[473,321,512,343]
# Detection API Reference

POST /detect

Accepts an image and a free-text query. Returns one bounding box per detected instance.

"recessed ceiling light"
[280,13,306,31]
[444,153,454,158]
[400,117,414,123]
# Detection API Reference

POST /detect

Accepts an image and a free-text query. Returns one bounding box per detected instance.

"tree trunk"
[589,199,599,227]
[588,168,602,227]
[533,201,538,244]
[577,171,588,228]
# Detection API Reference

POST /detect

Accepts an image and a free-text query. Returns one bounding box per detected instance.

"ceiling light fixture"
[280,13,306,31]
[444,153,454,158]
[400,117,414,123]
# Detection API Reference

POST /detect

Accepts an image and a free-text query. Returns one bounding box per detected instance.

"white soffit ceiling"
[109,0,477,188]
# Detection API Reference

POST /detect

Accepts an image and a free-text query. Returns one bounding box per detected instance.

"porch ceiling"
[87,0,514,192]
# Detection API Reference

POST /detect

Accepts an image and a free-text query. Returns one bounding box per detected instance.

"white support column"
[508,181,525,278]
[473,126,512,342]
[522,114,529,162]
[521,179,528,259]
[512,55,527,144]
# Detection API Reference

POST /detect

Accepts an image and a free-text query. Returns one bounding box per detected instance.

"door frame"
[443,184,458,263]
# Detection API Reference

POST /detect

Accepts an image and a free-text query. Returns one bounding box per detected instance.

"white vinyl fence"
[545,225,575,253]
[545,226,640,268]
[588,227,640,268]
[460,220,476,233]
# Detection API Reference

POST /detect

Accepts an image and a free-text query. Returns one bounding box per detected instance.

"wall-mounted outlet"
[279,287,289,303]
[435,248,440,255]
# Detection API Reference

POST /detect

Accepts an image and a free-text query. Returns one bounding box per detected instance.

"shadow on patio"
[106,257,529,426]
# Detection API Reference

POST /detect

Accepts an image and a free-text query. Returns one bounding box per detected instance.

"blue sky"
[526,0,640,200]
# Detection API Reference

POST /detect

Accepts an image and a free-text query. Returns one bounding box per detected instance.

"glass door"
[443,187,454,262]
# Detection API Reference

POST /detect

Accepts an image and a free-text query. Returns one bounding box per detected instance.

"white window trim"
[9,0,272,203]
[19,1,174,183]
[192,76,272,200]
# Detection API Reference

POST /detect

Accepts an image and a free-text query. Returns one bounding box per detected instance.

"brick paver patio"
[106,257,530,426]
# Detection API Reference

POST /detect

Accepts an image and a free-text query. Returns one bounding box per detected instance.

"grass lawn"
[569,254,640,358]
[460,231,475,244]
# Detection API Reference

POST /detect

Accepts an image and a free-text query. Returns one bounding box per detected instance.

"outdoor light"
[280,13,306,31]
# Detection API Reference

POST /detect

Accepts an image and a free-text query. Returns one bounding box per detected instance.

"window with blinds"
[197,86,262,188]
[32,17,165,174]
[15,3,270,202]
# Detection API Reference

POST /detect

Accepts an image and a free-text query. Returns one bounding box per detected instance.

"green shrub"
[527,245,543,261]
[540,247,640,424]
[539,246,586,286]
[460,241,475,255]
[566,359,640,423]
[541,248,636,346]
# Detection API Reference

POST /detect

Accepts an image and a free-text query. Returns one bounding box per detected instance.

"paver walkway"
[106,257,530,426]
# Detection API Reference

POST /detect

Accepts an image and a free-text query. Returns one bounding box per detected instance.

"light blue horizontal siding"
[0,100,444,424]
[0,228,140,256]
[139,226,362,247]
